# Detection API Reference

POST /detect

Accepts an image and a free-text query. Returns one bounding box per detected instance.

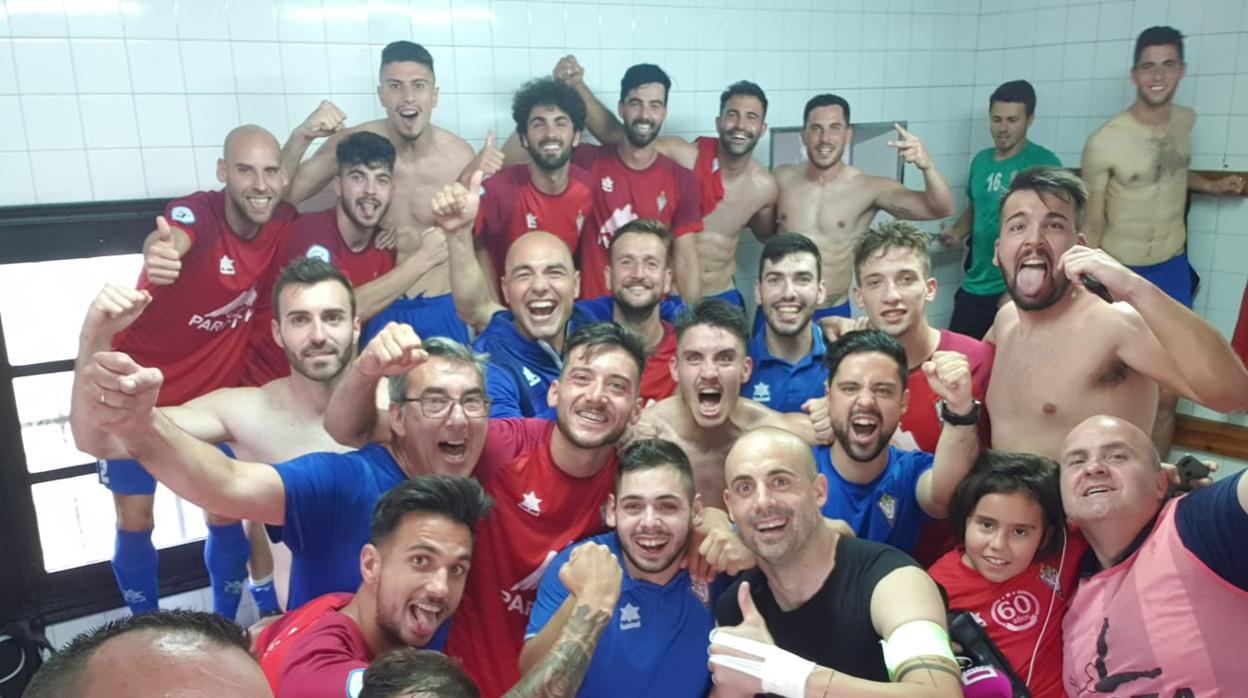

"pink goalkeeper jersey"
[1062,496,1248,696]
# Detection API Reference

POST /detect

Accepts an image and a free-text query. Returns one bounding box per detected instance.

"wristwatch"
[937,399,981,426]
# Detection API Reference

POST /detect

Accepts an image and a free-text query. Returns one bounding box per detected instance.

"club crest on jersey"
[219,255,236,275]
[751,382,771,403]
[619,603,641,630]
[576,210,585,231]
[656,191,668,212]
[1040,563,1061,592]
[525,212,538,230]
[305,244,331,264]
[601,176,614,193]
[690,580,710,607]
[170,205,195,224]
[877,492,897,526]
[519,490,543,516]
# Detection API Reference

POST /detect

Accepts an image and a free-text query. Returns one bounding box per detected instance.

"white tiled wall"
[972,0,1248,426]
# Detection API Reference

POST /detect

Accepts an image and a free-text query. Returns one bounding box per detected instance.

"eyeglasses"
[399,394,491,419]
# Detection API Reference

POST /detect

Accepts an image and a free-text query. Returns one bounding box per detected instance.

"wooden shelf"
[1173,415,1248,460]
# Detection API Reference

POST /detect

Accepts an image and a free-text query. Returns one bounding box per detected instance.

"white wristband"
[709,629,815,698]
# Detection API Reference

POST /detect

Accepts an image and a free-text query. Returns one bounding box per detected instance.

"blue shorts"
[660,288,746,322]
[361,292,471,347]
[753,300,850,337]
[99,444,235,496]
[1127,251,1194,308]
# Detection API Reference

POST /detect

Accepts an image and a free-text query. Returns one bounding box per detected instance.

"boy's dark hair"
[336,131,396,174]
[999,166,1088,229]
[511,77,588,135]
[947,450,1066,560]
[824,330,907,388]
[617,438,695,500]
[989,79,1037,116]
[758,232,822,280]
[673,299,749,350]
[24,610,250,697]
[720,80,768,117]
[360,648,480,698]
[803,93,851,126]
[272,256,356,318]
[369,476,494,546]
[1134,25,1184,66]
[380,40,434,74]
[620,63,671,103]
[562,322,648,387]
[608,218,672,262]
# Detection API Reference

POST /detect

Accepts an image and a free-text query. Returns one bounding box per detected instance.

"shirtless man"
[282,41,480,344]
[1080,26,1244,454]
[554,57,777,306]
[774,94,954,321]
[985,166,1248,461]
[637,299,814,507]
[73,259,359,615]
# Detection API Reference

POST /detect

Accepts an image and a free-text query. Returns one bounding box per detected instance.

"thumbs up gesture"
[144,215,184,286]
[430,170,484,232]
[707,582,780,695]
[468,130,504,179]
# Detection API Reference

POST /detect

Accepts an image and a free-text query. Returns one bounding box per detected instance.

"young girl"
[928,450,1086,698]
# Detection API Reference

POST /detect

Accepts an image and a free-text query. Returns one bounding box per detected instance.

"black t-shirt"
[714,536,918,685]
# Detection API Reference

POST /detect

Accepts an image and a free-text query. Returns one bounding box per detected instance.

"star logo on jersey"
[219,255,236,275]
[877,492,897,526]
[521,366,541,387]
[751,382,771,403]
[519,491,543,516]
[305,244,331,263]
[525,212,538,230]
[601,176,614,193]
[656,191,668,212]
[619,602,642,630]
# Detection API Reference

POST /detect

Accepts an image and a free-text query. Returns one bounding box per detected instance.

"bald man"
[1059,415,1248,694]
[433,173,589,417]
[25,610,270,698]
[708,428,960,697]
[98,124,298,616]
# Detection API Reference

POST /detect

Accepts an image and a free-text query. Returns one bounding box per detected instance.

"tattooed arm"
[507,542,623,697]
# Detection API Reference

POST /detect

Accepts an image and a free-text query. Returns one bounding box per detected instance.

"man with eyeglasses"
[1081,25,1244,457]
[322,319,649,698]
[81,327,496,613]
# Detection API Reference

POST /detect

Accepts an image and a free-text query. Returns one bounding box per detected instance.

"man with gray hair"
[77,325,496,610]
[984,166,1248,461]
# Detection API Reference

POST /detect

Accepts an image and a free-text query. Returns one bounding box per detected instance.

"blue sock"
[112,528,159,614]
[204,523,250,620]
[249,574,281,615]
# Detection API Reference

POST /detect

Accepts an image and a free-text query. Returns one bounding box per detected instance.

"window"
[0,199,209,621]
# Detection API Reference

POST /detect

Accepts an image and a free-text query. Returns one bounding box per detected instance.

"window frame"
[0,199,209,624]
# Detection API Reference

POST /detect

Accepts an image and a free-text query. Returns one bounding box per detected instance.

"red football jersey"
[572,144,703,299]
[446,418,615,698]
[255,592,370,698]
[640,322,677,406]
[244,208,397,385]
[692,136,726,216]
[473,164,594,277]
[901,329,994,452]
[929,532,1086,698]
[114,190,296,406]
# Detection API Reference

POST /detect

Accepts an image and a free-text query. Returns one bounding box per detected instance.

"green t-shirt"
[962,141,1061,295]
